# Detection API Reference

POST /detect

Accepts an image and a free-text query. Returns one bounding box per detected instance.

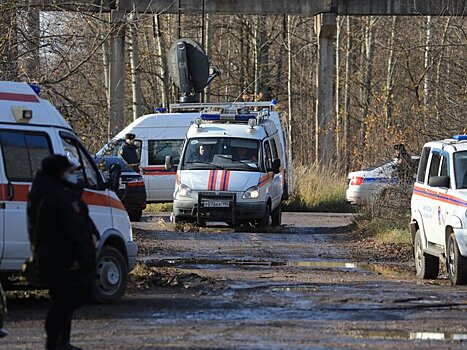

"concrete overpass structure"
[37,0,467,163]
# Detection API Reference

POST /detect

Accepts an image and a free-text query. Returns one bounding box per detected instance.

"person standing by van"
[28,155,98,350]
[121,133,140,170]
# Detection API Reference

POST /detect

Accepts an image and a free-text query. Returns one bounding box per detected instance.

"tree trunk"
[129,12,142,121]
[154,14,170,108]
[385,16,397,135]
[24,0,40,81]
[286,15,294,192]
[423,15,433,109]
[335,16,342,165]
[343,16,353,173]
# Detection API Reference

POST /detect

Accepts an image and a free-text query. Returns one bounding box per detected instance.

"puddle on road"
[349,329,467,341]
[142,258,411,278]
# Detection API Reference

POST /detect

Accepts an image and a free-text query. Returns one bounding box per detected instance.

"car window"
[97,138,142,161]
[440,155,449,177]
[270,138,279,159]
[61,137,99,189]
[148,140,183,166]
[428,152,441,180]
[0,130,52,182]
[453,151,467,189]
[417,147,430,183]
[264,141,273,170]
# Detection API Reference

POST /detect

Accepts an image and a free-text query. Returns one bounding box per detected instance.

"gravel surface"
[3,212,466,349]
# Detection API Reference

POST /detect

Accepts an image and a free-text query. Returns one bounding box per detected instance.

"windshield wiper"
[185,161,225,170]
[215,155,258,170]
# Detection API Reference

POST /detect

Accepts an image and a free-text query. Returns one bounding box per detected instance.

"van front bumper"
[174,197,267,224]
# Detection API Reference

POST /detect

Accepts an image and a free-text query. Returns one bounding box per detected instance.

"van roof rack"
[169,100,277,112]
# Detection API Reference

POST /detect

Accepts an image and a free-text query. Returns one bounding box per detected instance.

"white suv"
[410,135,467,285]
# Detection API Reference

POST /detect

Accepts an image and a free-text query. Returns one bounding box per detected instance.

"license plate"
[203,200,230,208]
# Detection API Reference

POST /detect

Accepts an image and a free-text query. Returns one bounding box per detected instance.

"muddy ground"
[3,212,467,349]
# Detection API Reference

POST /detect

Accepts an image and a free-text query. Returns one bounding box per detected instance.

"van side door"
[143,139,183,201]
[0,129,53,270]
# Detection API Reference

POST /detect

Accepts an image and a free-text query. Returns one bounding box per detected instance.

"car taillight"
[350,176,364,186]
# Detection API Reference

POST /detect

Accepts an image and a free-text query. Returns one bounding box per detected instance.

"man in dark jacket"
[121,133,140,170]
[28,155,99,350]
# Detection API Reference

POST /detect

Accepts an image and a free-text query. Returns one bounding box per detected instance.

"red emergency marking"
[220,170,231,191]
[0,92,39,103]
[208,170,218,190]
[0,183,126,211]
[126,181,145,188]
[258,172,274,188]
[142,166,176,176]
[413,185,467,208]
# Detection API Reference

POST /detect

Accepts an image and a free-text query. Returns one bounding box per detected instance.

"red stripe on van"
[0,92,39,103]
[0,183,125,211]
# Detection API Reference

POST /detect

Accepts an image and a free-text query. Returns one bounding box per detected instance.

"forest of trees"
[1,2,466,174]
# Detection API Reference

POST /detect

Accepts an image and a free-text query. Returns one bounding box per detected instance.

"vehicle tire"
[92,246,128,303]
[129,209,142,222]
[414,229,439,279]
[259,203,271,228]
[447,233,467,285]
[271,204,282,227]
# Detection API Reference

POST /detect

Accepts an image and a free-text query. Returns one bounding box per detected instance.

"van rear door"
[0,129,53,270]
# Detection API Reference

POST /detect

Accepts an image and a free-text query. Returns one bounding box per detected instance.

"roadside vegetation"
[145,203,173,213]
[284,166,351,213]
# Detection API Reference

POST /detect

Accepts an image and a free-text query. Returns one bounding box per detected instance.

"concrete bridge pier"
[314,13,337,166]
[108,10,126,137]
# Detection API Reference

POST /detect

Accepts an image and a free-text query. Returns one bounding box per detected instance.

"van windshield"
[453,151,467,189]
[181,137,261,172]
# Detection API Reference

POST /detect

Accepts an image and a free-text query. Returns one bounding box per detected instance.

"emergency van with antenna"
[0,81,137,303]
[98,38,288,207]
[169,101,287,228]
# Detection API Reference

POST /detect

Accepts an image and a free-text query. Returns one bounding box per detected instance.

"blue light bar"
[200,113,221,121]
[155,107,167,113]
[29,84,41,96]
[271,99,278,106]
[453,135,467,141]
[234,114,256,122]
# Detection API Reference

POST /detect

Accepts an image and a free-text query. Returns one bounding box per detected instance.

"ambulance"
[171,102,288,227]
[96,111,195,202]
[0,82,137,302]
[410,135,467,285]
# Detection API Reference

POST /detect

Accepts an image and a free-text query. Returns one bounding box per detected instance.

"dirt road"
[3,212,467,349]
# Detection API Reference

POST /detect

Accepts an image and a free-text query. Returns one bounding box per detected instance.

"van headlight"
[243,186,260,199]
[177,183,192,198]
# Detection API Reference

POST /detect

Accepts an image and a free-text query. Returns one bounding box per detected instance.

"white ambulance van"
[410,135,467,285]
[171,102,287,227]
[0,82,137,302]
[96,112,195,202]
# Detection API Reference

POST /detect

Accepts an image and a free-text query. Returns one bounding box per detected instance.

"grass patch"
[145,202,173,213]
[356,216,411,244]
[283,165,352,212]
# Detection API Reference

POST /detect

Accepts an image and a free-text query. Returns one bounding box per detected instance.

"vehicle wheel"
[129,209,142,222]
[271,204,282,227]
[414,230,439,279]
[92,246,128,303]
[259,203,271,228]
[447,233,467,285]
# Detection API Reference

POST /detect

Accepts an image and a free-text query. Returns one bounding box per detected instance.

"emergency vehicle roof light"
[155,107,167,113]
[28,84,41,96]
[194,117,203,126]
[453,135,467,141]
[271,99,278,107]
[200,113,221,121]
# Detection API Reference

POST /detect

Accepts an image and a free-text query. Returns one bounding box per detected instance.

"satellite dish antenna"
[168,38,221,103]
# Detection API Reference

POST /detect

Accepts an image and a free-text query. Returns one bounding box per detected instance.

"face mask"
[66,173,79,184]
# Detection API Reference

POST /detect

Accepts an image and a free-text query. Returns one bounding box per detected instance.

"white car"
[410,135,467,285]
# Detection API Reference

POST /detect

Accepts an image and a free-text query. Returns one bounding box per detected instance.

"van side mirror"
[165,155,174,171]
[271,159,281,174]
[108,163,121,192]
[428,175,450,188]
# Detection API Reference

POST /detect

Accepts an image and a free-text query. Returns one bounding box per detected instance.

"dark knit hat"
[42,155,75,178]
[125,133,136,140]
